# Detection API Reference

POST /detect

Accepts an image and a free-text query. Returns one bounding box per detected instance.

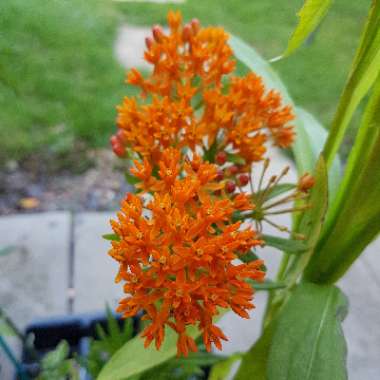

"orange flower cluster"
[111,11,295,168]
[109,149,265,355]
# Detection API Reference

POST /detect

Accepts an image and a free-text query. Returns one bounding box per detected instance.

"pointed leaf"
[102,233,120,242]
[282,0,333,58]
[262,234,308,253]
[268,283,348,380]
[323,0,380,167]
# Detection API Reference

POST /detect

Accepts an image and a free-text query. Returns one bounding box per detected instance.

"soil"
[0,149,131,215]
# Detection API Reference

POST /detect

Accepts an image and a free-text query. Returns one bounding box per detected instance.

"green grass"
[0,0,136,165]
[0,0,371,166]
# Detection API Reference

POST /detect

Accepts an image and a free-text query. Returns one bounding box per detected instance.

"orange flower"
[109,149,264,356]
[111,11,295,170]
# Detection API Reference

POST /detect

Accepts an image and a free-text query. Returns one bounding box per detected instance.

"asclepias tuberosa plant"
[100,2,380,379]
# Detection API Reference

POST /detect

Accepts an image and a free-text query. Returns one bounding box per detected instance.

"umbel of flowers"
[109,11,308,356]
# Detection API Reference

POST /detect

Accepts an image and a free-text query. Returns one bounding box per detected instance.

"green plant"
[98,2,380,379]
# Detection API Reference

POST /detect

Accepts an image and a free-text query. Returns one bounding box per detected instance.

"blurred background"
[0,0,370,214]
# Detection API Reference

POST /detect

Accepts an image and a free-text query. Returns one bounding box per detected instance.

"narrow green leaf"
[209,353,241,380]
[250,280,286,291]
[262,234,308,253]
[323,0,380,168]
[0,321,16,336]
[102,233,120,242]
[282,0,333,58]
[306,78,380,282]
[98,311,227,380]
[285,157,328,284]
[106,306,124,352]
[268,283,348,380]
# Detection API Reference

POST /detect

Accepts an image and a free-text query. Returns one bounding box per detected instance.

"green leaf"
[306,75,380,283]
[238,250,260,264]
[229,35,341,201]
[209,353,241,380]
[323,0,380,168]
[282,0,333,58]
[203,139,218,163]
[102,233,120,241]
[234,323,275,380]
[125,171,141,185]
[262,234,308,253]
[249,280,286,291]
[268,283,348,380]
[226,153,245,165]
[0,320,16,336]
[285,156,328,284]
[98,312,227,380]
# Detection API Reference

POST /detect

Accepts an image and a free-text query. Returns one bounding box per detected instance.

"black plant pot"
[19,312,141,380]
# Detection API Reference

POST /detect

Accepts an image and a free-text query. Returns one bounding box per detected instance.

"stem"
[0,336,29,380]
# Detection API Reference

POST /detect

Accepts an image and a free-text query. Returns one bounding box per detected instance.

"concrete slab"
[339,240,380,380]
[0,212,70,327]
[73,212,123,314]
[0,212,70,380]
[115,24,152,70]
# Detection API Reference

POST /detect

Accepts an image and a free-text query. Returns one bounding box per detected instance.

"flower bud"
[298,173,315,193]
[225,181,236,193]
[215,151,227,165]
[152,25,164,42]
[238,174,249,186]
[145,37,154,49]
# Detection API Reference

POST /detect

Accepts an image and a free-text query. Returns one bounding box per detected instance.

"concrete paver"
[73,212,123,314]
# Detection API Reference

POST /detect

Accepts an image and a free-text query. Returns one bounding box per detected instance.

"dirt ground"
[0,149,131,215]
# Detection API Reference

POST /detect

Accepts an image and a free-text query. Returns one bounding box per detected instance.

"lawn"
[0,0,371,166]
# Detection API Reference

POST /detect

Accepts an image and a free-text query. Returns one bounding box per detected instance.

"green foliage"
[0,0,136,164]
[306,74,380,283]
[102,233,121,242]
[262,234,309,254]
[209,353,241,380]
[282,0,333,58]
[323,0,380,168]
[37,341,78,380]
[285,157,328,284]
[268,283,348,380]
[234,323,275,380]
[0,246,16,257]
[84,308,133,378]
[139,352,225,380]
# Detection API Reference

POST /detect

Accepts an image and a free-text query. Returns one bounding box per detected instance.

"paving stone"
[115,24,152,70]
[0,212,70,327]
[0,212,70,380]
[73,212,123,314]
[339,240,380,380]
